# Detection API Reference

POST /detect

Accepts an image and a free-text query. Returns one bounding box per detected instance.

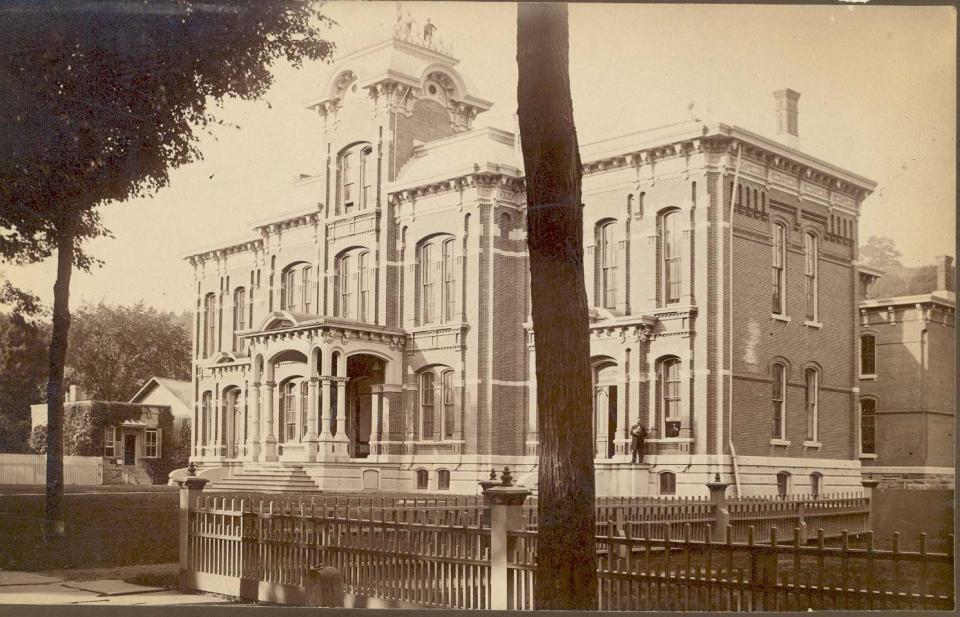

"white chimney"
[773,88,801,149]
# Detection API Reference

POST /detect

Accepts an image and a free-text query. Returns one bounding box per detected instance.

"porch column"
[247,382,261,461]
[320,377,332,440]
[334,377,349,455]
[381,389,392,446]
[616,351,628,458]
[304,377,319,461]
[594,388,607,458]
[369,386,383,456]
[262,380,278,462]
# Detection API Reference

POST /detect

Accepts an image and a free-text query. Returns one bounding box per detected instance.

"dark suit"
[630,425,647,463]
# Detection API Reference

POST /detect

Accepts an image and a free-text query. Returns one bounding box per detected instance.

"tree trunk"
[44,211,76,539]
[517,3,597,610]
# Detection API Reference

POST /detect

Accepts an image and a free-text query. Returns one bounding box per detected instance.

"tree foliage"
[66,302,191,402]
[860,236,903,271]
[0,313,49,452]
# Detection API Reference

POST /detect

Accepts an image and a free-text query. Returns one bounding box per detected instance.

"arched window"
[203,293,216,358]
[418,236,456,325]
[415,468,429,490]
[657,357,682,437]
[860,398,876,455]
[437,469,451,491]
[772,362,786,439]
[339,142,373,214]
[776,471,791,498]
[810,472,823,498]
[280,379,300,442]
[334,250,370,322]
[804,233,819,321]
[860,334,876,376]
[281,263,314,314]
[419,366,455,441]
[233,288,247,352]
[659,471,676,495]
[661,211,682,305]
[805,367,819,441]
[442,369,455,438]
[598,221,618,309]
[772,223,786,314]
[420,372,435,440]
[224,388,241,455]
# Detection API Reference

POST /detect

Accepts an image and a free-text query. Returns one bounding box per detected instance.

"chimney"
[773,89,801,148]
[935,255,955,292]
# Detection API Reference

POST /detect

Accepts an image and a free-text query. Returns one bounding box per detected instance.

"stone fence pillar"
[706,473,730,543]
[177,464,208,591]
[482,467,531,611]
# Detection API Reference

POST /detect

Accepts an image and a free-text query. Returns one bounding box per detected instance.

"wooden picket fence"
[0,453,102,485]
[178,486,950,610]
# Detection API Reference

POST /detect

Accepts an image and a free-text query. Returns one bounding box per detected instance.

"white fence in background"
[0,453,103,485]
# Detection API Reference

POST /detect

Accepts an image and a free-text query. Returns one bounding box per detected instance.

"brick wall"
[394,99,454,176]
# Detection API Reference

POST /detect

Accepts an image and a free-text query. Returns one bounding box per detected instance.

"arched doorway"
[346,354,386,458]
[594,360,618,459]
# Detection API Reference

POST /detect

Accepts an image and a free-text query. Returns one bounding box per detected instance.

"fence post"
[706,473,730,543]
[177,463,208,591]
[482,467,531,611]
[797,501,808,542]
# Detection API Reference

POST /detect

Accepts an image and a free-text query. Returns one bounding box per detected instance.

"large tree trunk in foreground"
[44,212,76,539]
[517,3,597,610]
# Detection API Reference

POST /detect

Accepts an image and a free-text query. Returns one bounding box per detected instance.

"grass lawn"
[0,488,179,571]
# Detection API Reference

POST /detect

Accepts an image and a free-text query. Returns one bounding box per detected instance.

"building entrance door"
[123,434,136,465]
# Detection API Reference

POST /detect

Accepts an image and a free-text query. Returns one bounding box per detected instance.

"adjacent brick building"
[858,256,955,488]
[186,29,877,496]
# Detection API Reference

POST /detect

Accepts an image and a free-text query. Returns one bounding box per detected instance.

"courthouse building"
[185,27,877,496]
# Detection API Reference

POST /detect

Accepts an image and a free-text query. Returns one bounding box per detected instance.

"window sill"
[803,320,823,329]
[859,453,878,460]
[859,374,878,381]
[802,440,822,449]
[769,439,791,447]
[771,314,791,323]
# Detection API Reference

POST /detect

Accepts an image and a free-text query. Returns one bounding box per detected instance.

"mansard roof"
[391,127,522,191]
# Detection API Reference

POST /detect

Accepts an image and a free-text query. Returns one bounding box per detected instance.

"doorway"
[123,434,136,465]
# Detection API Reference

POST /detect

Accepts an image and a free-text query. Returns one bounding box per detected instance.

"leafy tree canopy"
[0,313,49,452]
[67,302,192,402]
[0,0,334,269]
[860,236,903,271]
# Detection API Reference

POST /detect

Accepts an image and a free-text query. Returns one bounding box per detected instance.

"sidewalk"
[0,569,238,606]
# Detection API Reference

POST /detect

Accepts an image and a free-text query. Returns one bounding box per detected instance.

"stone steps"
[206,465,323,493]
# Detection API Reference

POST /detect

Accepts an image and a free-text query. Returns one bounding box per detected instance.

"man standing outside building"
[630,421,648,464]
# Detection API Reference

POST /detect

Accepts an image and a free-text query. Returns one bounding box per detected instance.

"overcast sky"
[3,2,955,314]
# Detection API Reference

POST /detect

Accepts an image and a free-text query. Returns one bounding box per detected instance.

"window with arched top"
[334,249,371,322]
[597,220,618,309]
[437,469,451,491]
[860,398,876,455]
[810,472,823,498]
[860,334,876,376]
[281,263,314,315]
[772,223,787,315]
[419,366,456,441]
[201,391,213,446]
[203,293,216,358]
[660,210,682,305]
[339,142,373,214]
[805,367,819,442]
[415,468,429,490]
[656,357,682,437]
[418,236,456,325]
[776,471,791,498]
[233,288,246,352]
[659,471,676,495]
[804,233,819,321]
[772,362,786,439]
[278,377,307,443]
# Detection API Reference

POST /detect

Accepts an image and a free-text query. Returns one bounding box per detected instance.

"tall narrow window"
[437,469,450,491]
[302,267,313,314]
[420,372,435,440]
[600,222,618,309]
[662,211,681,305]
[341,150,354,212]
[203,294,216,358]
[810,472,822,498]
[357,252,368,322]
[360,147,373,210]
[658,357,681,436]
[103,426,116,457]
[282,381,298,442]
[443,240,455,322]
[804,233,818,321]
[442,369,455,438]
[772,362,786,439]
[776,471,791,498]
[283,268,297,312]
[416,468,429,490]
[772,223,786,314]
[202,391,213,445]
[860,398,876,455]
[860,334,876,375]
[233,288,246,352]
[805,367,819,441]
[338,255,352,318]
[421,243,434,324]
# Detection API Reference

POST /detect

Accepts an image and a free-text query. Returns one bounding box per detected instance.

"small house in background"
[29,378,192,485]
[858,256,955,489]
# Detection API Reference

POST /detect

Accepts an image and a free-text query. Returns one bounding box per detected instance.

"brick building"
[185,28,877,496]
[858,256,955,488]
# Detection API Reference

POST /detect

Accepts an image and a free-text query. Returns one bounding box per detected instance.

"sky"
[3,2,955,314]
